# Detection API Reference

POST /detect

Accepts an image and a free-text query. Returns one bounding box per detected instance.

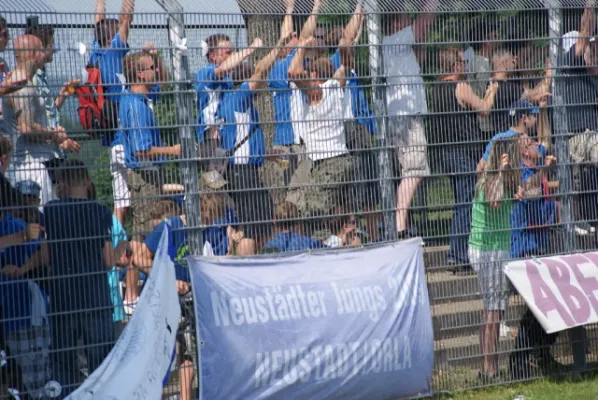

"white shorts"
[110,144,130,209]
[12,158,56,207]
[388,116,431,178]
[469,247,510,311]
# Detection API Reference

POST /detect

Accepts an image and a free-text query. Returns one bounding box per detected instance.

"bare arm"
[288,37,315,91]
[412,0,438,43]
[133,243,154,275]
[281,0,296,39]
[119,0,135,44]
[95,0,106,24]
[102,240,130,269]
[455,81,498,116]
[537,108,551,151]
[134,144,181,159]
[299,0,322,40]
[342,1,365,45]
[576,0,595,57]
[214,39,261,79]
[249,34,294,91]
[0,232,26,250]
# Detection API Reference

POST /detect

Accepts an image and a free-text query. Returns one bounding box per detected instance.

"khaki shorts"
[260,144,306,209]
[286,154,357,217]
[388,116,430,178]
[128,169,163,241]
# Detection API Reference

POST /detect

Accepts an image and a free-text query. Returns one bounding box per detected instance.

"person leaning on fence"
[429,47,498,274]
[0,206,52,399]
[2,35,75,207]
[463,18,497,135]
[117,50,180,264]
[561,0,598,235]
[286,36,357,228]
[42,159,129,396]
[195,32,262,148]
[91,0,135,132]
[329,2,382,242]
[381,0,437,239]
[213,33,296,255]
[134,197,206,400]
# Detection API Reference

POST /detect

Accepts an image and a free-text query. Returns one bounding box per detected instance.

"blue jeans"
[444,146,479,264]
[50,309,115,396]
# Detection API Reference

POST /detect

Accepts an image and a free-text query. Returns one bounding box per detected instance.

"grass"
[434,375,598,400]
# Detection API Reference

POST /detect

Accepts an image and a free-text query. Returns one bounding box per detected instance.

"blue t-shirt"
[217,82,265,165]
[264,231,324,253]
[510,165,556,258]
[204,207,237,256]
[144,216,191,283]
[44,198,113,313]
[108,216,127,322]
[116,90,165,170]
[195,64,233,142]
[329,50,375,134]
[0,214,43,332]
[269,49,297,146]
[89,34,129,101]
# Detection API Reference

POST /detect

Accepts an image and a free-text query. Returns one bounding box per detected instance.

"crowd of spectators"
[1,0,598,396]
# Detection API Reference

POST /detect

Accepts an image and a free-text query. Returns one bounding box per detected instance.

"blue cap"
[509,100,540,121]
[16,180,41,198]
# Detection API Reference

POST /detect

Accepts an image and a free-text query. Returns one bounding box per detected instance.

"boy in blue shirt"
[264,202,324,253]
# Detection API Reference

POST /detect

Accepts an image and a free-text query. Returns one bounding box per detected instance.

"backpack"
[76,64,107,137]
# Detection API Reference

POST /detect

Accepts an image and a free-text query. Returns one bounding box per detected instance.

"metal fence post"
[366,4,397,241]
[157,0,203,256]
[546,0,586,372]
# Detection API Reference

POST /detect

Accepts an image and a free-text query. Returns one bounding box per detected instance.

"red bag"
[76,65,106,137]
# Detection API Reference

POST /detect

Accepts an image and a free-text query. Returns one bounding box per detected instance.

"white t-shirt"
[290,80,348,161]
[203,241,215,256]
[382,26,427,116]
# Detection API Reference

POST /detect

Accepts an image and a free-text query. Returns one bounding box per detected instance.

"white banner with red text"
[504,251,598,334]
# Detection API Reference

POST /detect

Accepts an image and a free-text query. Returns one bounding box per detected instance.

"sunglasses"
[142,64,156,71]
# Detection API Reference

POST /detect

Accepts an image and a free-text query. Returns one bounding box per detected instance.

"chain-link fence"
[1,0,598,398]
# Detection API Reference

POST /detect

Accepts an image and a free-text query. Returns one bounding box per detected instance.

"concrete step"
[427,271,480,304]
[434,323,598,371]
[431,295,528,341]
[423,244,449,272]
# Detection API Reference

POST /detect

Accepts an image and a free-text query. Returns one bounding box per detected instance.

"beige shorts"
[569,130,598,165]
[388,116,430,178]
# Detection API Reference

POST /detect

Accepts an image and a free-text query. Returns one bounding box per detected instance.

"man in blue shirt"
[215,32,294,254]
[90,0,135,136]
[195,34,262,144]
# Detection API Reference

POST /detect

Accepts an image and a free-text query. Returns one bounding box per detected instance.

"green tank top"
[469,186,513,252]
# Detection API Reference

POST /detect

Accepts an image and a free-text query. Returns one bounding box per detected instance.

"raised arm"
[299,0,322,40]
[214,38,262,79]
[249,33,296,90]
[288,37,314,90]
[119,0,135,44]
[412,0,438,43]
[342,1,365,45]
[576,0,595,57]
[281,0,296,39]
[456,81,498,116]
[95,0,106,25]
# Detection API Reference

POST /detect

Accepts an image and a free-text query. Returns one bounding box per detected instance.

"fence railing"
[2,0,598,397]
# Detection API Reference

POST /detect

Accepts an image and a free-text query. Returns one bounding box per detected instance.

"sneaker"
[574,222,596,236]
[123,299,138,316]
